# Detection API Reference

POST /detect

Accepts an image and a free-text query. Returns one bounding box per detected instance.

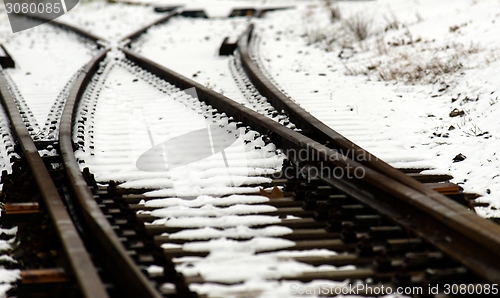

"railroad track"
[1,6,500,298]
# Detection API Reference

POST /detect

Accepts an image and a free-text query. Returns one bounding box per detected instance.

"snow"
[183,237,295,252]
[146,264,164,277]
[188,279,349,298]
[145,186,262,197]
[0,269,19,283]
[168,225,292,240]
[0,0,499,296]
[0,228,18,297]
[0,241,11,252]
[261,249,338,259]
[149,203,277,217]
[252,0,500,217]
[151,214,281,227]
[176,249,347,284]
[0,228,16,237]
[144,194,270,207]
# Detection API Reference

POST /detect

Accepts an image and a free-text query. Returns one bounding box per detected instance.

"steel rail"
[0,70,109,297]
[121,48,500,283]
[58,48,162,298]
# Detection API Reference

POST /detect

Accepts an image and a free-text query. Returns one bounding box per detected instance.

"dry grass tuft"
[343,63,368,76]
[375,36,389,55]
[305,28,331,45]
[383,11,401,32]
[376,56,463,84]
[344,13,372,41]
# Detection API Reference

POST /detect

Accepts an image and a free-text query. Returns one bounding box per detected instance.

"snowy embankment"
[254,0,500,218]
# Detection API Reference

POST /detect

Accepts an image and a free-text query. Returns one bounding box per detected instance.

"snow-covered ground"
[251,0,500,217]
